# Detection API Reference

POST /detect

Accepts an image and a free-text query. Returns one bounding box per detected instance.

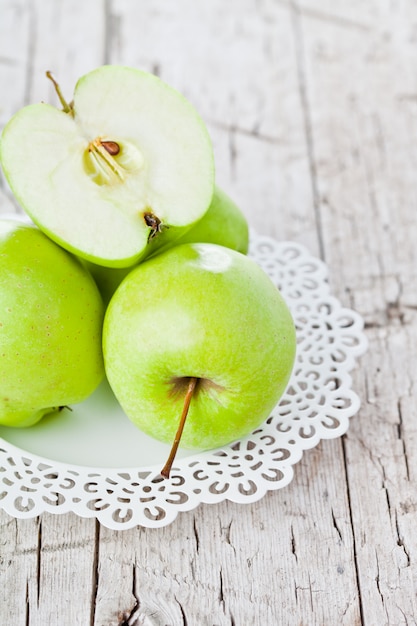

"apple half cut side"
[0,65,215,267]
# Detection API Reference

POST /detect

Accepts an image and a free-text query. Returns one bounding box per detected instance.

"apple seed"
[101,140,120,156]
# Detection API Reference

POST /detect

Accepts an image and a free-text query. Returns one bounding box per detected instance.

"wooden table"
[1,1,416,624]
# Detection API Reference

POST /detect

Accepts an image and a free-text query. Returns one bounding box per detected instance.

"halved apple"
[0,66,215,267]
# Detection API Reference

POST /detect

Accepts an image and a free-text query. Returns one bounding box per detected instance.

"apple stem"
[46,71,73,115]
[160,376,198,479]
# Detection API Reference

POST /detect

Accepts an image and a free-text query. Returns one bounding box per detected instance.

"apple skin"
[174,186,249,254]
[103,243,296,450]
[85,186,249,306]
[83,262,131,308]
[0,219,105,427]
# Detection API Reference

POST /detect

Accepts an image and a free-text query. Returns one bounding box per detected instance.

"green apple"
[103,243,296,477]
[0,219,105,427]
[175,186,249,253]
[82,262,132,308]
[85,186,249,305]
[0,65,214,267]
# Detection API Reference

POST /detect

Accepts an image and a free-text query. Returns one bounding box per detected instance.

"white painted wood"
[0,0,416,624]
[298,2,417,623]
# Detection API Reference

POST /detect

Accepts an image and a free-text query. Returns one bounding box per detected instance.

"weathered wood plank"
[27,514,98,626]
[298,0,417,622]
[0,514,39,625]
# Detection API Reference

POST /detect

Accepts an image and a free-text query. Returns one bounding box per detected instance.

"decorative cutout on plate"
[0,233,368,529]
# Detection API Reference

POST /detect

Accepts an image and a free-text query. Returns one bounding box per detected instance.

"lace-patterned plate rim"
[0,222,368,529]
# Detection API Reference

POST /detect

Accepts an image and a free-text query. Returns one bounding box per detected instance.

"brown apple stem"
[46,71,73,115]
[161,377,198,479]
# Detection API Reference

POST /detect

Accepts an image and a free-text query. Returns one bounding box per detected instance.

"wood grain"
[0,0,416,624]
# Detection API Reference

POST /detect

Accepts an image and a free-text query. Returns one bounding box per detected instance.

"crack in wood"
[117,564,140,626]
[89,520,100,626]
[36,518,42,607]
[397,399,410,482]
[117,597,140,626]
[193,516,200,553]
[130,563,140,622]
[219,567,225,606]
[206,117,284,144]
[25,579,29,626]
[341,437,366,625]
[374,550,390,623]
[394,511,411,569]
[331,508,343,545]
[224,520,233,548]
[382,473,390,508]
[174,596,188,626]
[364,300,417,329]
[290,524,298,562]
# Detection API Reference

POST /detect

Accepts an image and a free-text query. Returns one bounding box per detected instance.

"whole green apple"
[85,186,249,305]
[103,243,296,476]
[0,66,214,267]
[175,186,249,253]
[0,219,105,427]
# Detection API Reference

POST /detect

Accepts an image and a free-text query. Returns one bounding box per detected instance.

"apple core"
[83,137,145,186]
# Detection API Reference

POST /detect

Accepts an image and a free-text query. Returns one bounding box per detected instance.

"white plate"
[0,221,368,529]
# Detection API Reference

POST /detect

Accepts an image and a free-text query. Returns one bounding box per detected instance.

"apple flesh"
[103,243,296,457]
[0,219,104,427]
[85,186,249,305]
[0,66,214,267]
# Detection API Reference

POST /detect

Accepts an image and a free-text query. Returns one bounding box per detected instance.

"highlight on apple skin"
[0,219,105,428]
[103,242,297,458]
